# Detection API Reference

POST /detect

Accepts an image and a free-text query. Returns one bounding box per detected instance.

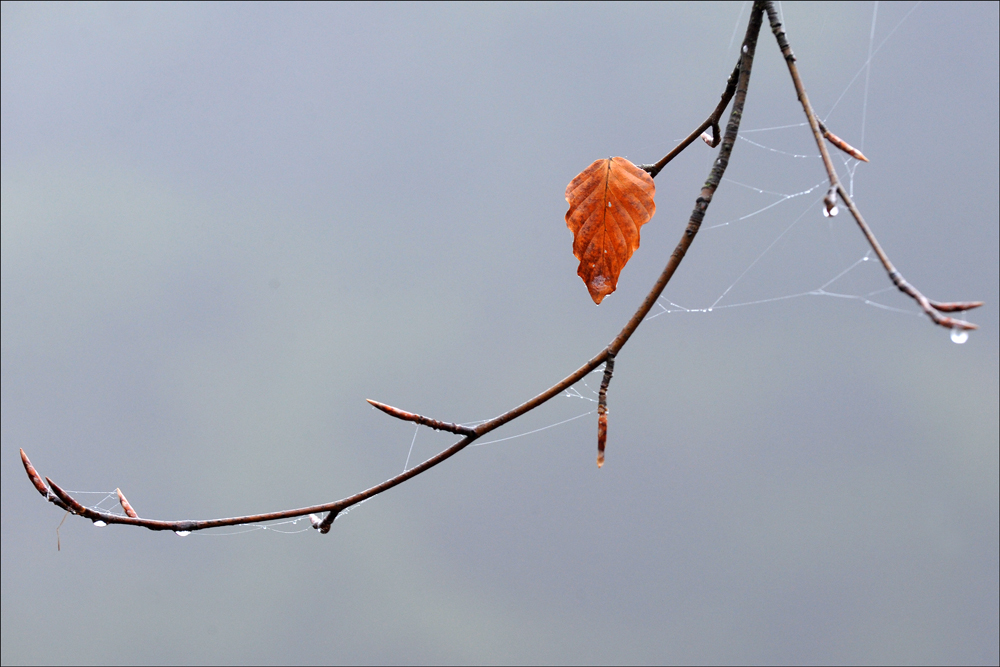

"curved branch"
[764,3,982,331]
[22,4,773,535]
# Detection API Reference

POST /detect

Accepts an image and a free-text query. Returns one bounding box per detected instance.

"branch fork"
[764,4,981,332]
[22,2,980,539]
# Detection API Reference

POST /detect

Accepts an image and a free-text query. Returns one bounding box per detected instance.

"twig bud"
[116,488,138,518]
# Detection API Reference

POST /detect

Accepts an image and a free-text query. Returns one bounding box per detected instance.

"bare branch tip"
[20,449,50,497]
[819,121,869,162]
[116,488,138,518]
[943,318,978,331]
[930,300,984,313]
[367,398,407,419]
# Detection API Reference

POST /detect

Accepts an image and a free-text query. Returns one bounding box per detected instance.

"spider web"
[398,1,973,476]
[58,2,967,536]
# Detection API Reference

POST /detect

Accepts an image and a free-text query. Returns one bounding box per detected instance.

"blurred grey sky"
[2,2,997,664]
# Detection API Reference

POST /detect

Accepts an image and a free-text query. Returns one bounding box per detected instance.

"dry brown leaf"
[565,157,656,304]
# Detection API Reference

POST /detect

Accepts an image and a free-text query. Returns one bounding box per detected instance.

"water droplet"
[742,44,748,53]
[950,328,969,344]
[607,202,612,208]
[174,530,191,537]
[707,307,713,312]
[822,205,839,218]
[93,520,107,527]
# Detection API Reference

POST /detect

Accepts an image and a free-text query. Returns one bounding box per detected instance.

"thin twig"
[764,3,981,331]
[642,57,743,179]
[20,449,68,512]
[817,119,868,162]
[366,399,476,436]
[596,355,615,468]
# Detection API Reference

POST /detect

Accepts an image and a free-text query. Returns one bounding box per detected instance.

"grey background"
[2,2,997,664]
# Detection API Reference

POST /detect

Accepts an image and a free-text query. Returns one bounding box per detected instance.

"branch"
[642,57,742,178]
[27,5,875,538]
[764,3,982,331]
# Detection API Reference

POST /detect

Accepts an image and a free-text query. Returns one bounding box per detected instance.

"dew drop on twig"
[174,530,192,537]
[93,520,107,527]
[950,328,969,345]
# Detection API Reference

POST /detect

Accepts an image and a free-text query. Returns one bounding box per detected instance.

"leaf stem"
[643,57,743,179]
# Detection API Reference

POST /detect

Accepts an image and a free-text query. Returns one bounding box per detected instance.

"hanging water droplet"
[707,307,713,312]
[93,520,107,527]
[950,328,969,344]
[174,530,191,537]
